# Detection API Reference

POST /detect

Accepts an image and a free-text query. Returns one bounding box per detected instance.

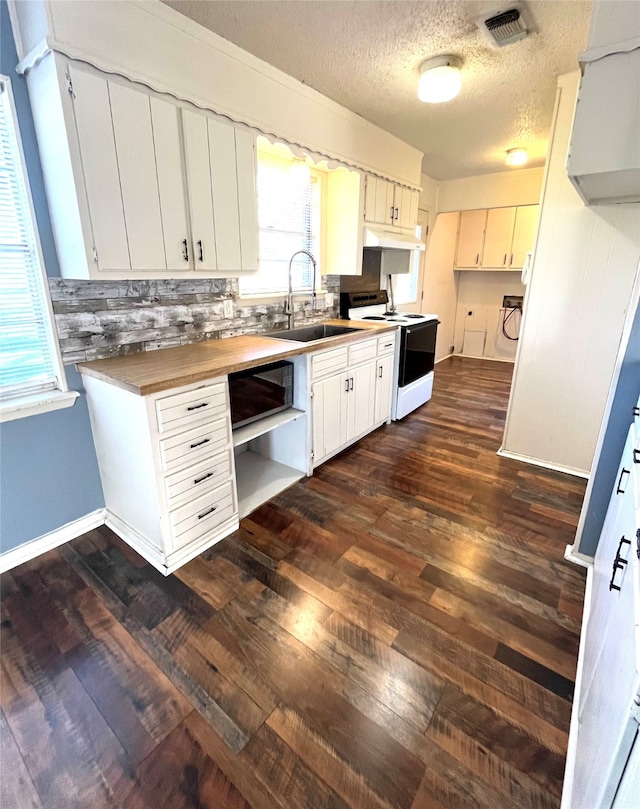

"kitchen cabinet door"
[208,116,243,270]
[67,66,130,272]
[509,205,538,269]
[455,209,486,268]
[396,186,417,230]
[347,361,376,440]
[182,108,218,271]
[374,354,394,424]
[108,81,167,271]
[235,128,259,271]
[364,175,394,226]
[481,207,516,268]
[150,97,191,272]
[312,372,348,463]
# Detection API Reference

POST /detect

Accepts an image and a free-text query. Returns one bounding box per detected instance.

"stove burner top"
[405,314,424,319]
[362,315,386,321]
[386,316,405,322]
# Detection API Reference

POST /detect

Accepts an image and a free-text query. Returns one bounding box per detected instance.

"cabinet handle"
[350,376,354,391]
[475,253,479,265]
[390,206,395,222]
[197,240,204,262]
[198,506,218,520]
[503,253,507,265]
[609,536,631,591]
[510,253,514,266]
[345,378,349,393]
[383,342,393,348]
[187,402,209,411]
[182,239,189,262]
[378,365,383,378]
[190,438,210,449]
[616,468,630,494]
[633,448,640,464]
[394,207,399,221]
[633,406,639,418]
[194,471,213,485]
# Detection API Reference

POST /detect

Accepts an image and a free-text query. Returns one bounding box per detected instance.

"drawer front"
[169,481,236,548]
[159,417,229,473]
[311,347,348,380]
[164,450,233,510]
[156,382,228,434]
[348,339,377,366]
[377,334,397,356]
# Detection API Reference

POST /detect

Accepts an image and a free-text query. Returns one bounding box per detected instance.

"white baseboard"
[564,544,593,568]
[0,508,106,574]
[434,353,453,365]
[497,447,589,479]
[457,353,516,364]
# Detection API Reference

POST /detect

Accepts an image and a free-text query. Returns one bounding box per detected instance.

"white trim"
[434,353,454,365]
[0,389,79,422]
[0,508,105,573]
[15,38,51,74]
[560,565,593,809]
[496,446,589,479]
[457,353,515,364]
[564,545,594,568]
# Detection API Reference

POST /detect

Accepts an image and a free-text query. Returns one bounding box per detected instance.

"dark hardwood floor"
[1,356,587,809]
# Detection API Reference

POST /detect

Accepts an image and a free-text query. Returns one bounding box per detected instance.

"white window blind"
[0,78,60,401]
[240,154,321,296]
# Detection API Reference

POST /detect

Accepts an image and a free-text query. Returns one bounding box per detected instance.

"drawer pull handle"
[350,377,354,391]
[190,438,210,449]
[187,402,209,411]
[182,239,189,262]
[609,536,631,591]
[616,468,630,494]
[633,448,640,464]
[383,342,393,348]
[345,378,349,393]
[194,472,214,484]
[378,365,383,378]
[198,506,217,520]
[197,240,204,262]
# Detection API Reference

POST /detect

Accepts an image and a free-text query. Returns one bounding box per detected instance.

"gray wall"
[1,0,104,553]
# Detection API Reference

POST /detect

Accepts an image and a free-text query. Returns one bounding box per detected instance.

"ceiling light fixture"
[418,55,462,103]
[505,147,528,167]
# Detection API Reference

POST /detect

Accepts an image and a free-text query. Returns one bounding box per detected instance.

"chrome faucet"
[285,249,317,330]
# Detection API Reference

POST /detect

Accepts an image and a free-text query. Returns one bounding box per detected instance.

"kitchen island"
[76,320,398,575]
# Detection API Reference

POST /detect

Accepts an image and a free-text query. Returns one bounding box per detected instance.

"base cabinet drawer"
[159,417,229,473]
[164,450,233,510]
[348,338,377,366]
[169,480,236,552]
[156,382,228,433]
[311,347,348,380]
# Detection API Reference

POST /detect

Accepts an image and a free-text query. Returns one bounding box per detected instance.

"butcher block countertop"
[76,320,397,396]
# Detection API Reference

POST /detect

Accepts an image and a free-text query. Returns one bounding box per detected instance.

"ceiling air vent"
[477,4,531,47]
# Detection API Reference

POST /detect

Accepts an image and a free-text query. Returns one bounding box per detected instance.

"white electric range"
[340,291,439,420]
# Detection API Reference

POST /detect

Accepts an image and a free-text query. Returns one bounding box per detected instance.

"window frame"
[0,75,77,423]
[238,143,327,301]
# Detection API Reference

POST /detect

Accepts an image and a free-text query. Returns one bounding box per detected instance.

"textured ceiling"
[162,0,592,180]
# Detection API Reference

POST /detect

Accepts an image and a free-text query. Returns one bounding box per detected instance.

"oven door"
[398,320,439,387]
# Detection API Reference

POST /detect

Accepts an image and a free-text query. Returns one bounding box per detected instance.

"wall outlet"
[223,299,234,319]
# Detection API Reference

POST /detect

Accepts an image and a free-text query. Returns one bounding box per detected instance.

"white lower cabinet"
[564,413,640,808]
[83,374,239,576]
[311,333,396,467]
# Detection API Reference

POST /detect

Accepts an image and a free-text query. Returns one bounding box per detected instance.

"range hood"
[363,227,425,251]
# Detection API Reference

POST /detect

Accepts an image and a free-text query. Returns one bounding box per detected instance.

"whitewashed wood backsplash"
[49,277,341,364]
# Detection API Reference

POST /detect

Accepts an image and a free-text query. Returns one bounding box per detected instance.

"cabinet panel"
[234,128,259,271]
[150,97,190,271]
[182,108,217,271]
[481,207,516,268]
[312,372,348,462]
[108,81,166,271]
[374,354,394,424]
[376,178,395,225]
[348,362,376,440]
[208,116,242,270]
[509,205,538,268]
[397,186,415,230]
[455,209,486,268]
[68,66,130,271]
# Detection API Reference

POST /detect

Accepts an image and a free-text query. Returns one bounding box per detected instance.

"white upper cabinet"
[509,204,539,269]
[364,174,419,232]
[26,55,258,279]
[481,207,516,269]
[455,209,487,268]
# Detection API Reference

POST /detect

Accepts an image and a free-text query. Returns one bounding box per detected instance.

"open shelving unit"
[235,452,305,519]
[232,408,304,447]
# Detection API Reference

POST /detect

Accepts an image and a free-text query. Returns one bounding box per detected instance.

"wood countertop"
[76,320,398,396]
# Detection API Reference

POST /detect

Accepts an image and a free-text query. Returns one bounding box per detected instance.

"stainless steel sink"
[266,324,365,342]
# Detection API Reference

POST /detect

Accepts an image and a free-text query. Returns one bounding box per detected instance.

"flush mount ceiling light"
[505,147,528,166]
[417,55,463,103]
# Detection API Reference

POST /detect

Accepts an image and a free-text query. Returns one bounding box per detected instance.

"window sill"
[0,389,80,423]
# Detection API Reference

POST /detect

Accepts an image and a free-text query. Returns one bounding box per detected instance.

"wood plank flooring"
[1,356,587,809]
